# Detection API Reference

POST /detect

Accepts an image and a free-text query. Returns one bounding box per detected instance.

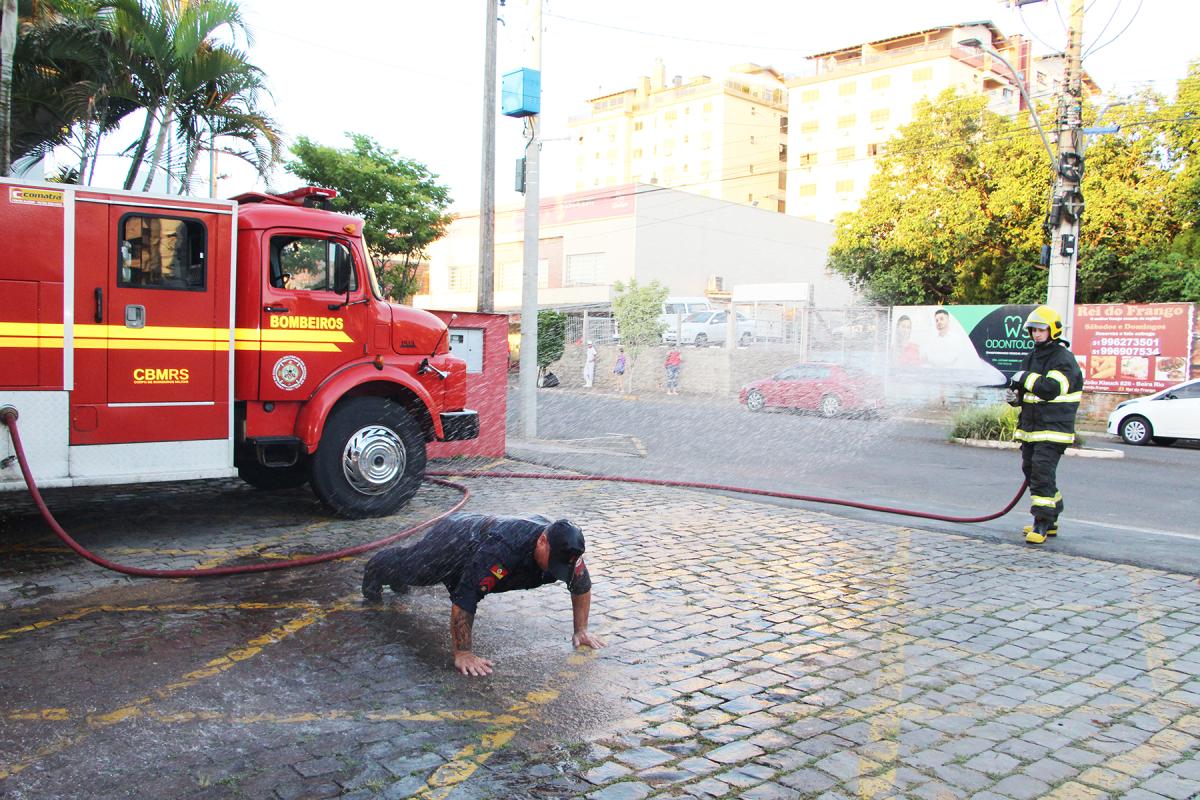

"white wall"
[632,187,853,306]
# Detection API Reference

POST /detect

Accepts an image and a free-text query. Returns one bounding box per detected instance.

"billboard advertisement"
[889,302,1194,397]
[1072,303,1192,394]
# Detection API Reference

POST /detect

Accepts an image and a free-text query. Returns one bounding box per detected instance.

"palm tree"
[111,0,266,192]
[172,41,282,194]
[8,1,136,178]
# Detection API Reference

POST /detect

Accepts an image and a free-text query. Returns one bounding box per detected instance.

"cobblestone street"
[2,461,1199,799]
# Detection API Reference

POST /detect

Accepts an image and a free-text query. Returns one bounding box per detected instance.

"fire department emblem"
[272,355,307,391]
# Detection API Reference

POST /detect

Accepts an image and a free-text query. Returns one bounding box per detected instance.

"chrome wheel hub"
[342,425,406,495]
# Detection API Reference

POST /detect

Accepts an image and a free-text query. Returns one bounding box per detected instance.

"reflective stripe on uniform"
[1022,390,1082,404]
[1023,372,1041,392]
[1046,370,1070,395]
[1031,494,1059,507]
[1015,429,1076,444]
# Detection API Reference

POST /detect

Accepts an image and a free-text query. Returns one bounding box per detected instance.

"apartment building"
[567,61,789,211]
[785,22,1085,223]
[413,183,850,313]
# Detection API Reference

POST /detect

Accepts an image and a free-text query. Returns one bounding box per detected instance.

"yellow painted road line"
[413,658,596,799]
[5,707,515,726]
[0,600,341,780]
[857,532,911,800]
[0,600,336,641]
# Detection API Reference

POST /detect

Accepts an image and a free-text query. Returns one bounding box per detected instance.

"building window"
[837,114,856,129]
[448,264,474,292]
[798,184,817,197]
[913,67,933,82]
[498,261,521,292]
[871,75,892,90]
[634,121,643,131]
[632,148,643,159]
[835,179,854,193]
[867,142,885,157]
[836,146,855,161]
[703,101,713,113]
[750,135,756,144]
[801,88,819,103]
[665,110,677,121]
[799,152,817,167]
[839,81,857,96]
[800,120,818,134]
[870,108,890,126]
[565,252,605,287]
[779,116,788,133]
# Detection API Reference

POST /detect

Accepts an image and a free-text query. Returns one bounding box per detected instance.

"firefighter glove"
[1005,388,1020,406]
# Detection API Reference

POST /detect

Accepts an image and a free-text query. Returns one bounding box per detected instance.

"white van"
[661,297,714,343]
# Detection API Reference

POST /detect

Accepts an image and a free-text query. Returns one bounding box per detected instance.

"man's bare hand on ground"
[573,630,605,649]
[454,650,495,676]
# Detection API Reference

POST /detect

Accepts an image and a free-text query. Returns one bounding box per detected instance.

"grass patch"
[949,404,1018,442]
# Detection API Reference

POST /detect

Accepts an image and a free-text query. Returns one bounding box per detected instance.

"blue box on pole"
[501,68,541,117]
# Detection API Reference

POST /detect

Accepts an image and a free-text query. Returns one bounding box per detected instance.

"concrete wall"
[547,341,812,398]
[633,189,850,305]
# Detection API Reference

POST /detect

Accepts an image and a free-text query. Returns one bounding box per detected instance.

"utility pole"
[477,0,498,313]
[1046,0,1085,343]
[517,0,542,439]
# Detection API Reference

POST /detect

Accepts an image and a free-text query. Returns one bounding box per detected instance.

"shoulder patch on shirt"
[574,557,586,577]
[479,575,496,594]
[490,564,507,580]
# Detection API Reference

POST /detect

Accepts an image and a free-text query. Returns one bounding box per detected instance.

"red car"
[739,363,884,417]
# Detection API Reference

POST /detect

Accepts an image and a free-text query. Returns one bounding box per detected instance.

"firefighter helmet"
[1024,305,1063,340]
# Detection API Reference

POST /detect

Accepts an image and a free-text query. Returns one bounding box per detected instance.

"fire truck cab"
[0,179,477,518]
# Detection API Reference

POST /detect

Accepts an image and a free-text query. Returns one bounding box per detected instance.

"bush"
[950,404,1018,442]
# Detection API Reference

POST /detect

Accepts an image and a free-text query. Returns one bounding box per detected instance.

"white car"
[676,310,756,347]
[1106,378,1200,445]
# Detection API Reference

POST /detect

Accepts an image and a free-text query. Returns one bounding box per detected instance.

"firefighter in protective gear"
[1006,305,1083,544]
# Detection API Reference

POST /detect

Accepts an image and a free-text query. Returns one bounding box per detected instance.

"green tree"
[611,278,667,390]
[828,89,1048,305]
[536,309,566,381]
[286,133,452,302]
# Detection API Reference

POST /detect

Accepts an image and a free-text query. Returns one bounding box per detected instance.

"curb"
[950,437,1123,459]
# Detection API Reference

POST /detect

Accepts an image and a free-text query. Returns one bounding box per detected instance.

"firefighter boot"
[1023,523,1058,538]
[1025,519,1051,544]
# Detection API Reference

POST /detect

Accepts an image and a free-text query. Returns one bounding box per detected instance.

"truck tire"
[237,459,309,491]
[309,397,426,518]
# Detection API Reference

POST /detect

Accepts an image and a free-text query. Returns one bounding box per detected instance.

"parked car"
[677,310,756,347]
[1106,377,1200,445]
[739,363,884,417]
[660,297,714,343]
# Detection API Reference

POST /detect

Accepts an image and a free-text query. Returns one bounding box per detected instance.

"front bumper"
[440,409,479,441]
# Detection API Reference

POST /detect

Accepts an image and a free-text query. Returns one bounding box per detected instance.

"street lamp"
[958,38,1057,170]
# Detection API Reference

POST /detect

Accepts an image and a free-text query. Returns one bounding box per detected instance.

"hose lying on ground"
[2,408,1028,579]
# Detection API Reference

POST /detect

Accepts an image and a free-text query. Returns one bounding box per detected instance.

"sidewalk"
[2,462,1196,799]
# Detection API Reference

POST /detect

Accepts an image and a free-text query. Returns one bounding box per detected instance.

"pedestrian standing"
[613,347,626,391]
[664,347,682,395]
[583,341,597,388]
[1005,305,1083,544]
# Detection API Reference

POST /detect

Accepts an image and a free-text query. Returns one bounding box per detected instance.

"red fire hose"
[2,408,1028,579]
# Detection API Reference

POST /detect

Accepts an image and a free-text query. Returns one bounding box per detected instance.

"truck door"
[257,233,364,400]
[71,203,229,445]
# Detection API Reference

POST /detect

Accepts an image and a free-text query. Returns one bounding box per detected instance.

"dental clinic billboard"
[889,303,1193,396]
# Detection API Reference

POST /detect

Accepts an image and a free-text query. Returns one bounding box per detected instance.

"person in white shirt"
[583,342,597,388]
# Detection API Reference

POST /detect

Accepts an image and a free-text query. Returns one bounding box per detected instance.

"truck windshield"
[360,239,384,300]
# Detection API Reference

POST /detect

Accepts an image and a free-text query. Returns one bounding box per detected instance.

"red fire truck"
[0,179,477,517]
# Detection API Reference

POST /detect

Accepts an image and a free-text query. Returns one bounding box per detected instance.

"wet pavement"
[2,461,1200,799]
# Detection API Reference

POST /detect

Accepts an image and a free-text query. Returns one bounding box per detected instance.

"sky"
[76,0,1199,210]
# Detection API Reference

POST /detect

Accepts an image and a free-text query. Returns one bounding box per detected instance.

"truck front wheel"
[309,397,426,518]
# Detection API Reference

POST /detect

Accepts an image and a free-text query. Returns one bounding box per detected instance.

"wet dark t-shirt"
[379,513,592,614]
